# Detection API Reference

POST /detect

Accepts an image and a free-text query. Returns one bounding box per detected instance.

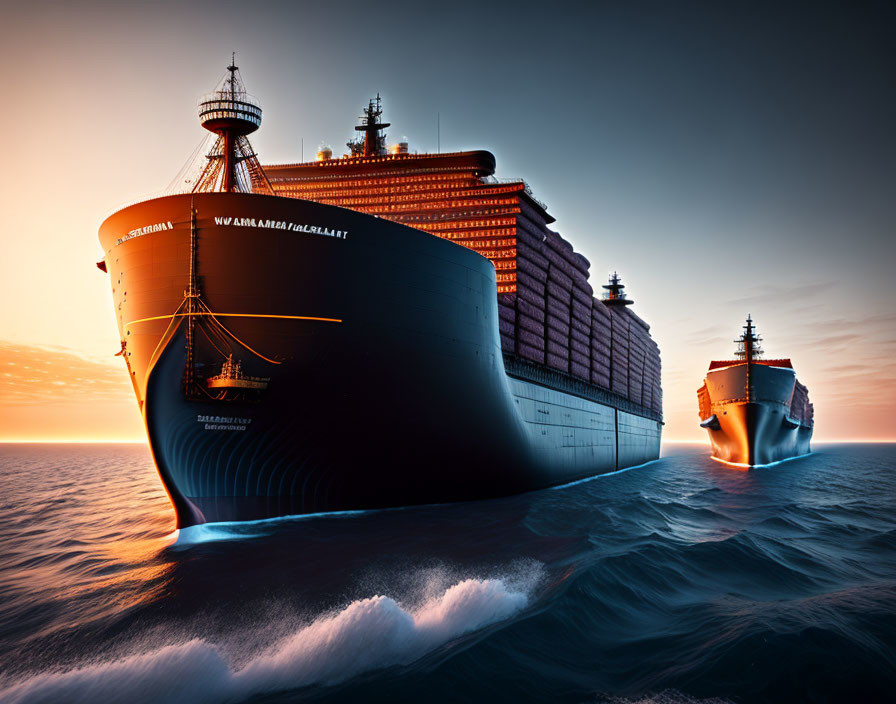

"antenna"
[437,112,440,153]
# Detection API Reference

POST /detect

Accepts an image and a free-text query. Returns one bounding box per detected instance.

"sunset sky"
[1,1,893,442]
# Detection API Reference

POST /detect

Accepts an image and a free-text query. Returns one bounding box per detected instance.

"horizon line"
[2,439,895,445]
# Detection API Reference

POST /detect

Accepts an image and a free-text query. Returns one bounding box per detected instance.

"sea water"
[0,443,893,703]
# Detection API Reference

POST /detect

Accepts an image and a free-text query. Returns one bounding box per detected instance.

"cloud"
[685,336,730,348]
[726,281,834,307]
[687,324,727,338]
[825,363,872,373]
[794,312,896,337]
[789,333,864,350]
[0,341,133,405]
[786,315,896,361]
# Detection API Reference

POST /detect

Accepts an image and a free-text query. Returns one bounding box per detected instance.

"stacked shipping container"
[790,381,814,426]
[266,152,523,293]
[266,149,662,415]
[499,214,662,414]
[697,385,712,421]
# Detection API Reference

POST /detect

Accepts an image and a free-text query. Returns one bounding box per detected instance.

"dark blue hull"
[100,192,661,528]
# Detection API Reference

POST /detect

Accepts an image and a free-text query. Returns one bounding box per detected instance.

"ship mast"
[192,56,273,193]
[349,94,390,157]
[735,314,763,362]
[183,204,200,395]
[735,314,763,403]
[601,272,634,307]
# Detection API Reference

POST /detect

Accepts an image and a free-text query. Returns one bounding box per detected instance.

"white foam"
[0,568,539,704]
[709,452,812,469]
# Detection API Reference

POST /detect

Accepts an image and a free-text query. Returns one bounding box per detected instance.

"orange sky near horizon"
[2,334,895,444]
[1,3,894,444]
[0,342,144,442]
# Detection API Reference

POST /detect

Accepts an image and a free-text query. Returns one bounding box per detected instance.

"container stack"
[609,309,630,398]
[643,338,662,413]
[790,381,813,426]
[268,136,661,413]
[568,270,594,381]
[569,295,592,380]
[628,343,645,407]
[494,222,660,416]
[511,226,549,364]
[542,233,574,373]
[626,312,653,408]
[497,294,516,352]
[589,295,612,389]
[697,383,711,421]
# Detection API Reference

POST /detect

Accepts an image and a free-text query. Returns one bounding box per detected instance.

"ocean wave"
[2,444,895,702]
[0,566,541,704]
[594,691,735,704]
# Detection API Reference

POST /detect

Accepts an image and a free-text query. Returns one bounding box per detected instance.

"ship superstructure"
[697,316,813,466]
[265,100,662,418]
[193,56,272,195]
[98,67,663,528]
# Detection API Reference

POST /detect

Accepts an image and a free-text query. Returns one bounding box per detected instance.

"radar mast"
[734,314,763,361]
[347,94,390,157]
[602,272,634,307]
[192,56,273,194]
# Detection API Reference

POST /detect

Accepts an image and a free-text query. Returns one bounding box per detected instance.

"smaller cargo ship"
[697,316,813,467]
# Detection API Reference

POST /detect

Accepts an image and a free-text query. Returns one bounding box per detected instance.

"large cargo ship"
[98,64,662,528]
[697,316,813,467]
